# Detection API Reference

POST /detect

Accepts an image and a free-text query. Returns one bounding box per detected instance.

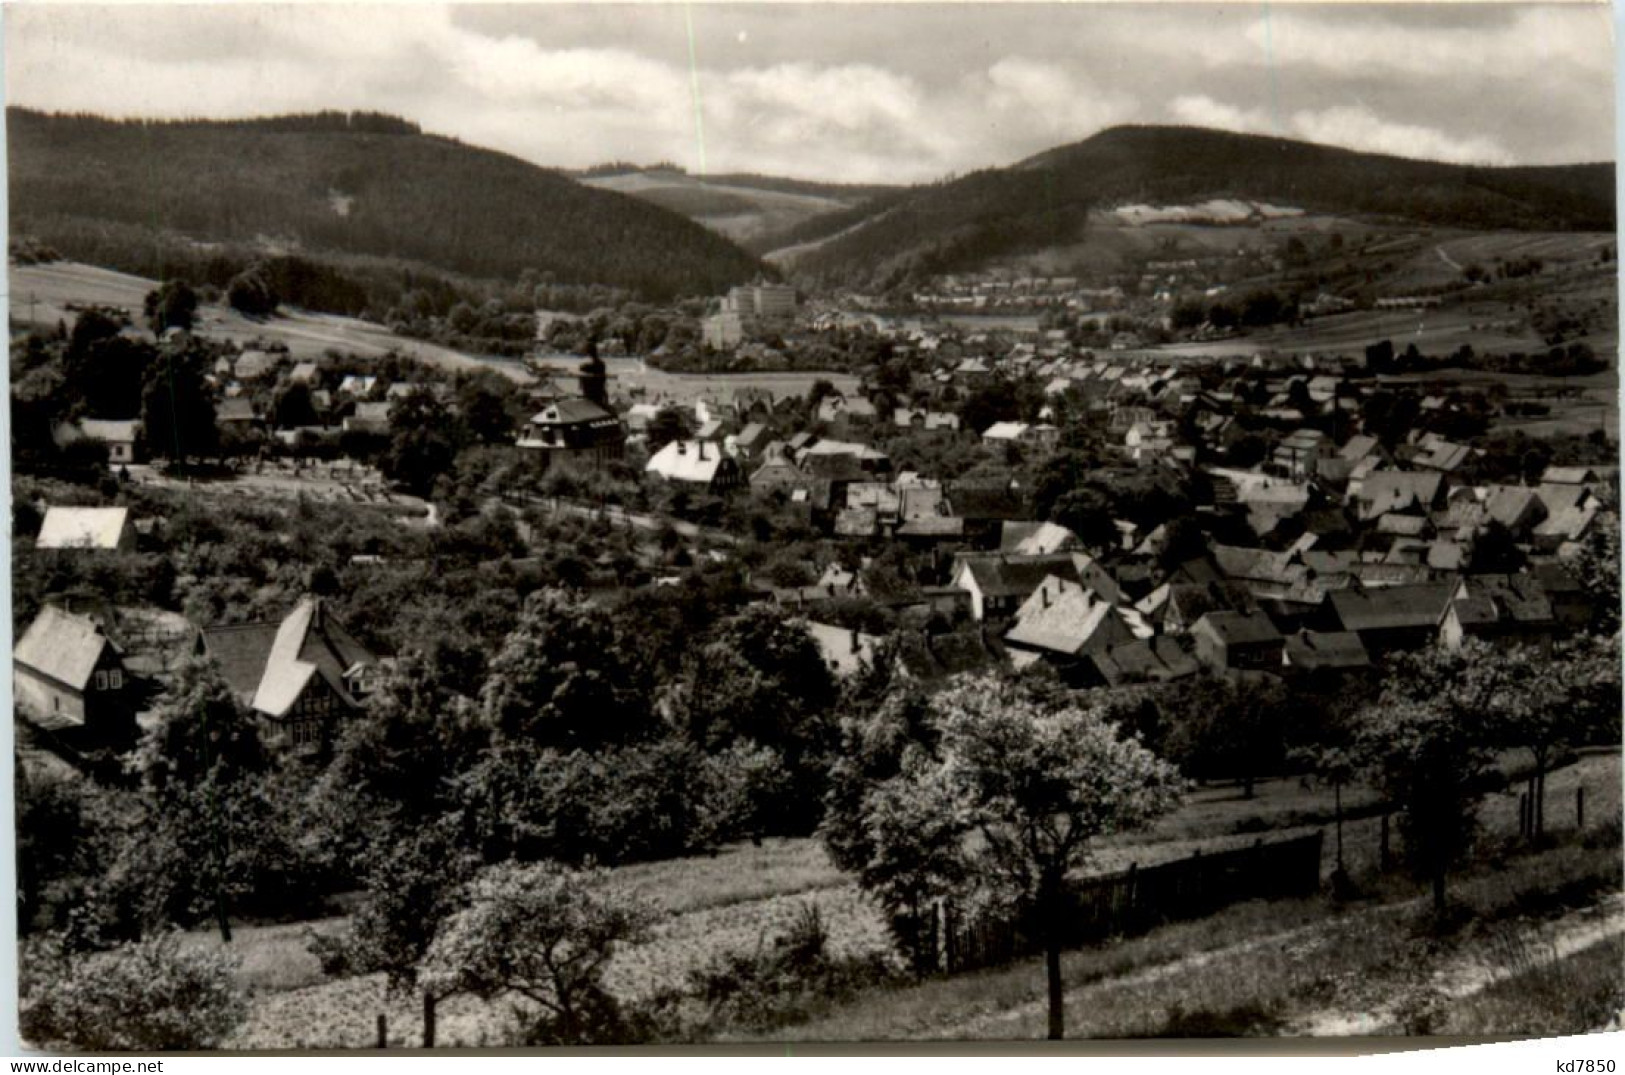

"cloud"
[3,4,1612,182]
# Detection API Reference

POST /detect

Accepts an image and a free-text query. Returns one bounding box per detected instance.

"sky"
[4,2,1617,184]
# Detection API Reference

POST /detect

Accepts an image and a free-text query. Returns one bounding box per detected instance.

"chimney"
[1042,584,1051,609]
[850,628,859,652]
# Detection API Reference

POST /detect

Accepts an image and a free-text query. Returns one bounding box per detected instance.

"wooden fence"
[936,830,1325,975]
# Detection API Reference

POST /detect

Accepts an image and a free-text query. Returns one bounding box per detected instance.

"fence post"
[1577,786,1586,832]
[376,1014,387,1050]
[1379,813,1390,871]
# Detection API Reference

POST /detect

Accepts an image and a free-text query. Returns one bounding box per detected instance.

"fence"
[936,830,1325,975]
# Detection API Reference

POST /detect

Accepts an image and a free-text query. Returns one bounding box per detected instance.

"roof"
[1005,578,1127,656]
[1357,470,1444,518]
[202,597,376,718]
[1193,610,1282,647]
[956,553,1084,600]
[15,605,116,693]
[1284,630,1370,669]
[804,622,883,677]
[531,398,614,425]
[735,422,768,447]
[1460,575,1555,625]
[946,482,1025,521]
[981,421,1029,440]
[1330,583,1455,633]
[217,397,257,423]
[36,506,130,550]
[1541,466,1597,485]
[647,440,735,484]
[1000,520,1081,555]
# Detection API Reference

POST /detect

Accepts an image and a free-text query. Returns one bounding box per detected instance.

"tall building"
[703,281,797,349]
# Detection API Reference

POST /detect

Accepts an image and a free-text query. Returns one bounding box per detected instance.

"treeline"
[793,124,1615,287]
[792,169,1093,290]
[8,108,768,302]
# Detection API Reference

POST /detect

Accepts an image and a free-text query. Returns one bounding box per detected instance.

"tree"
[21,932,247,1050]
[1161,675,1289,798]
[145,280,199,334]
[381,387,461,497]
[646,405,691,452]
[226,268,278,317]
[1354,660,1498,916]
[845,675,1183,1038]
[311,824,477,1047]
[132,658,267,941]
[1486,637,1620,839]
[480,589,656,750]
[272,382,319,430]
[420,862,653,1045]
[140,349,219,463]
[678,607,838,834]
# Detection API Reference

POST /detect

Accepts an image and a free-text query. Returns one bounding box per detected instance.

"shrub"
[20,932,248,1050]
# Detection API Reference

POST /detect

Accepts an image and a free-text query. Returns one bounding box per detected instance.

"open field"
[530,355,862,408]
[204,749,1619,1047]
[7,261,533,382]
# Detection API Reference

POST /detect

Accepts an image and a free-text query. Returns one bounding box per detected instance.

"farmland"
[193,750,1618,1047]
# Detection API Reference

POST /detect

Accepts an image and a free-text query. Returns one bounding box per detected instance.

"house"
[951,552,1085,621]
[338,374,378,398]
[343,401,393,434]
[980,421,1030,443]
[1089,637,1201,687]
[234,350,279,381]
[805,622,883,678]
[1440,575,1557,652]
[999,521,1082,556]
[14,604,139,748]
[1273,428,1335,480]
[1004,576,1136,673]
[36,506,135,551]
[1162,580,1258,634]
[1330,582,1456,656]
[517,398,627,464]
[1190,610,1285,672]
[53,418,140,464]
[645,440,744,491]
[1354,471,1446,521]
[1282,630,1370,672]
[894,408,960,432]
[199,597,384,756]
[1484,485,1547,537]
[733,422,770,460]
[288,361,321,387]
[816,395,878,425]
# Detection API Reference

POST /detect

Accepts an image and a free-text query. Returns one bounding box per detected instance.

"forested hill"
[791,124,1616,290]
[7,109,770,301]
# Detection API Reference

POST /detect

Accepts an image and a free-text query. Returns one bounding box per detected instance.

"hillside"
[790,125,1615,290]
[578,166,899,251]
[7,109,768,302]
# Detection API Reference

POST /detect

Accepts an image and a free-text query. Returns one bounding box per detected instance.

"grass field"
[9,262,531,381]
[210,749,1619,1047]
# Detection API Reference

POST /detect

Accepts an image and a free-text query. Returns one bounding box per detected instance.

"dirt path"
[1290,894,1625,1037]
[938,899,1423,1040]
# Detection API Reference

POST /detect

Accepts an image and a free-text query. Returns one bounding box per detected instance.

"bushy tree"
[420,862,653,1045]
[145,279,199,334]
[1354,698,1494,915]
[226,268,278,317]
[839,674,1183,1037]
[140,349,219,463]
[21,932,248,1050]
[480,589,656,750]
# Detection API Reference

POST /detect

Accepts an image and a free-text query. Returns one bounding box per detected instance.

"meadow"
[200,750,1618,1047]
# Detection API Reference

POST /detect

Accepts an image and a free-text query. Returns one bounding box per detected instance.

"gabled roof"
[1005,577,1128,656]
[1330,583,1455,633]
[1192,610,1282,647]
[1000,520,1081,556]
[531,398,614,425]
[1459,574,1555,626]
[1541,466,1598,486]
[15,605,117,692]
[956,553,1084,600]
[647,440,735,484]
[37,506,130,550]
[1284,630,1370,669]
[201,597,377,718]
[1357,470,1445,518]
